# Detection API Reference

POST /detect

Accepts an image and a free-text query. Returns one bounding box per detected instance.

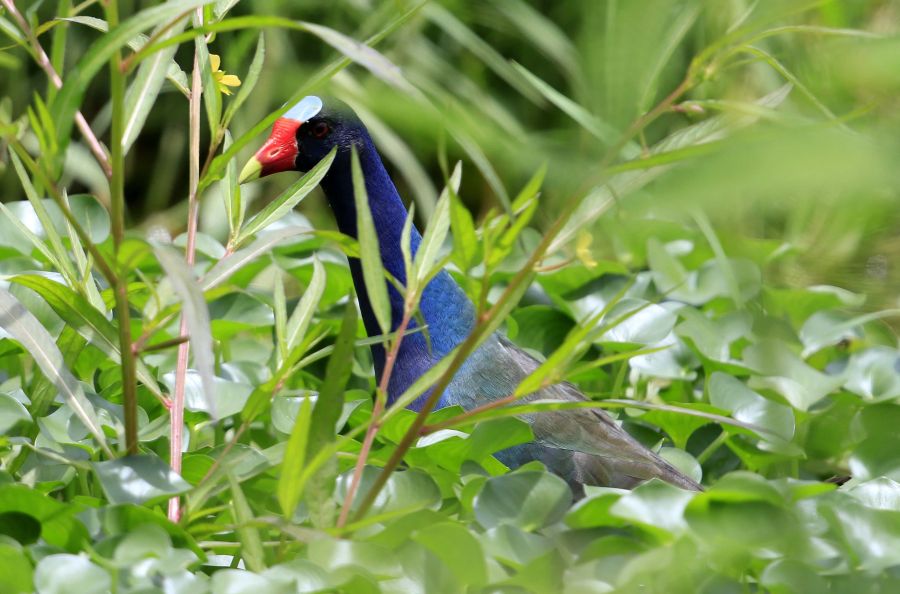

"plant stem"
[1,0,112,178]
[137,335,190,354]
[169,9,205,522]
[105,0,138,457]
[337,306,414,528]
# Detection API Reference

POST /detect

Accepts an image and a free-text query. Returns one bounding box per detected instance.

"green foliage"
[1,0,899,592]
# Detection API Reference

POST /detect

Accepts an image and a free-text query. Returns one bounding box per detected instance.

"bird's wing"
[492,335,702,490]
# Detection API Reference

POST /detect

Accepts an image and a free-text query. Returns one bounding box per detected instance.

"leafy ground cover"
[1,1,900,592]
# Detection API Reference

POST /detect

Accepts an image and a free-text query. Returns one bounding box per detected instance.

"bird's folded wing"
[494,336,702,489]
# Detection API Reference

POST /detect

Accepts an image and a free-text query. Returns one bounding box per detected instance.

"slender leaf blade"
[351,147,391,335]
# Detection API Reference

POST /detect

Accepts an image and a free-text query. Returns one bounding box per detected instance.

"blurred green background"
[3,0,898,313]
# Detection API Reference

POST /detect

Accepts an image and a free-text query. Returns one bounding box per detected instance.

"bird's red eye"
[311,121,331,139]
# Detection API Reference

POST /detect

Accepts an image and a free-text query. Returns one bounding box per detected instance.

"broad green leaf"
[843,347,900,401]
[0,392,30,433]
[474,470,571,531]
[0,286,109,455]
[709,372,795,442]
[413,522,488,586]
[92,455,191,505]
[743,340,844,411]
[153,243,216,417]
[336,466,441,519]
[34,555,110,594]
[235,146,336,246]
[0,543,32,593]
[11,274,165,402]
[351,147,391,334]
[610,479,695,538]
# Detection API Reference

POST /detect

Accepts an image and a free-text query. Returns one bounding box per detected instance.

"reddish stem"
[336,305,414,528]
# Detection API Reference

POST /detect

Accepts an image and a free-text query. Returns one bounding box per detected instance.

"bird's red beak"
[238,117,302,183]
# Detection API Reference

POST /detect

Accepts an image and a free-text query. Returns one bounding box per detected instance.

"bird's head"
[238,95,363,183]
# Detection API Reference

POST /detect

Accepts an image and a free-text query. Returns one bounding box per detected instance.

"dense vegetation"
[1,0,899,592]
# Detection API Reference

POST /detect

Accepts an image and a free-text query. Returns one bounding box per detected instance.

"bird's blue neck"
[320,136,475,405]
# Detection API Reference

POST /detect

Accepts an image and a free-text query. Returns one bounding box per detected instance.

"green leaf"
[609,479,695,538]
[708,372,794,442]
[513,61,624,146]
[153,243,217,417]
[449,186,477,271]
[302,21,415,93]
[285,257,325,352]
[223,34,265,127]
[742,339,844,411]
[203,226,312,291]
[0,392,30,433]
[0,484,89,551]
[309,300,357,455]
[92,455,190,505]
[235,146,335,246]
[221,130,242,239]
[337,466,441,519]
[122,20,186,152]
[52,0,213,151]
[414,162,460,283]
[0,543,33,593]
[11,274,164,402]
[413,522,488,586]
[34,555,110,594]
[351,146,391,334]
[194,33,221,135]
[474,470,571,531]
[228,473,266,572]
[277,395,313,517]
[0,287,110,455]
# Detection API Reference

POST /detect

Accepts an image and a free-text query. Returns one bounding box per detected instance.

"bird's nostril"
[268,148,280,158]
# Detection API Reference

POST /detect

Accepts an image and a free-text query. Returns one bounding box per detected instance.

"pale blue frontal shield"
[283,95,323,123]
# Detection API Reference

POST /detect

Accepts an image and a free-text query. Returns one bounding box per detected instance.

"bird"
[239,95,702,493]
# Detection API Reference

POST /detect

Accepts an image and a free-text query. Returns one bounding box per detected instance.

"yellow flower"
[209,54,241,96]
[576,230,597,269]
